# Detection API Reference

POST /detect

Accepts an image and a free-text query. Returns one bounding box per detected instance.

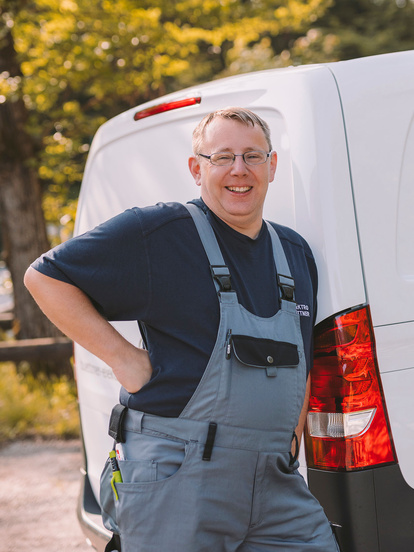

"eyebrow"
[212,147,258,152]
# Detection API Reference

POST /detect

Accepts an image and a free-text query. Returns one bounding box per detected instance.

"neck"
[202,201,263,239]
[226,219,263,239]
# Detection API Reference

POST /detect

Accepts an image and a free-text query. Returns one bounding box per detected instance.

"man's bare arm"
[24,267,152,392]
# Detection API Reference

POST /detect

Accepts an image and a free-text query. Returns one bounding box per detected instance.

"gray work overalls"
[100,203,339,552]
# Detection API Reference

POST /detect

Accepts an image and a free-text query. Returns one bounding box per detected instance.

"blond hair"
[192,107,272,154]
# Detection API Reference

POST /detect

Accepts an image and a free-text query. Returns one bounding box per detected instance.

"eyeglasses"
[198,150,271,166]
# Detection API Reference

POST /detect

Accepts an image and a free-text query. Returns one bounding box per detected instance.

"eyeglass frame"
[197,150,272,166]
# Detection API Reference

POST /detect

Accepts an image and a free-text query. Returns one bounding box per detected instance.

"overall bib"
[100,203,339,552]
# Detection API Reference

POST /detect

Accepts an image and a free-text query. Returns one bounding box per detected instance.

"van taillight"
[134,97,201,121]
[305,305,397,471]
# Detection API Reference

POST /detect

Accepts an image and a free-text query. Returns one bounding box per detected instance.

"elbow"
[24,266,33,291]
[24,266,37,294]
[24,267,47,302]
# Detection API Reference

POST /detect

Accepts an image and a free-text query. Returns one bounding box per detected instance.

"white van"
[74,51,414,552]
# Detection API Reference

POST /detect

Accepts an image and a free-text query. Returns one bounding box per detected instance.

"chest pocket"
[231,335,299,377]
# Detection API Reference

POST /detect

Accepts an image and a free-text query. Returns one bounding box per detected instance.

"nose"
[230,154,248,174]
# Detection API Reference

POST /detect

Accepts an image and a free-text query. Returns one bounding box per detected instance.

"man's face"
[189,118,277,238]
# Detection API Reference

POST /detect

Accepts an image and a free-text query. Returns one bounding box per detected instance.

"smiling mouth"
[226,186,252,193]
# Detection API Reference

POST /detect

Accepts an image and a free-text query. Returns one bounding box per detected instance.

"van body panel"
[375,321,414,485]
[377,319,414,488]
[75,324,140,503]
[328,51,414,328]
[374,321,414,373]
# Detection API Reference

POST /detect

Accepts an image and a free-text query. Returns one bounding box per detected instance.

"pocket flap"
[231,335,299,369]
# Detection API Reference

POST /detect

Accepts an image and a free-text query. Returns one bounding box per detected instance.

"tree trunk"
[0,25,72,377]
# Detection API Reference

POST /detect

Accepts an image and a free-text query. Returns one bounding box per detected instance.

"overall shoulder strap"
[185,203,234,295]
[265,222,296,304]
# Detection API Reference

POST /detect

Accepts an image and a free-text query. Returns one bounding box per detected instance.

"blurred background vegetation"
[0,0,413,439]
[0,361,79,440]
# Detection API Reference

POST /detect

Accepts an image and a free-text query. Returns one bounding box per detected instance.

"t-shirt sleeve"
[31,209,150,321]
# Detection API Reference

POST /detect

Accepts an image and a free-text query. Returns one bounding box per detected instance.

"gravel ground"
[0,440,93,552]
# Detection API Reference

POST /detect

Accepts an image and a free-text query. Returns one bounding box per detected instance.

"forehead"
[202,118,268,151]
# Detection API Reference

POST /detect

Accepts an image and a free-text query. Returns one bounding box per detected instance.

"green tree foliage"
[289,0,414,65]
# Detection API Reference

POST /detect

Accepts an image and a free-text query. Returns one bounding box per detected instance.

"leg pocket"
[114,440,199,551]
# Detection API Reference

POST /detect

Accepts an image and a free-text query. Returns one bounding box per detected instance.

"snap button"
[267,355,274,364]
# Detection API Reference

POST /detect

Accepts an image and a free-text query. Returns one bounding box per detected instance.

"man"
[25,107,339,552]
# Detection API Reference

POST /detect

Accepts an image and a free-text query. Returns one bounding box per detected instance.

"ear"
[188,156,202,187]
[269,151,278,183]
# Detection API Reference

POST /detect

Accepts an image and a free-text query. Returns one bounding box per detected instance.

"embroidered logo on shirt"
[296,304,310,317]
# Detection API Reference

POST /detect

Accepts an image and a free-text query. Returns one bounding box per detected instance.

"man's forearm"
[24,267,152,392]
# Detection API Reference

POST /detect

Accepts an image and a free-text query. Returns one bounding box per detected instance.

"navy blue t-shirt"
[32,199,317,417]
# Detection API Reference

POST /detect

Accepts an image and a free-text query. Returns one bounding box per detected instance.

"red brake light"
[305,305,397,471]
[133,97,201,121]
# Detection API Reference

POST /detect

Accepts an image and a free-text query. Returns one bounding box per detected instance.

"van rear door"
[328,51,414,490]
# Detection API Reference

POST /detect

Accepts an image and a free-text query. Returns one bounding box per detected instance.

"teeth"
[227,187,251,193]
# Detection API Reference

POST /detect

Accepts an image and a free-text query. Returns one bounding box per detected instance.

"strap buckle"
[278,274,295,302]
[211,265,232,292]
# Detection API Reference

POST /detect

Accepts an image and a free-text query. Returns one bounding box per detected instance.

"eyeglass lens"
[209,151,268,166]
